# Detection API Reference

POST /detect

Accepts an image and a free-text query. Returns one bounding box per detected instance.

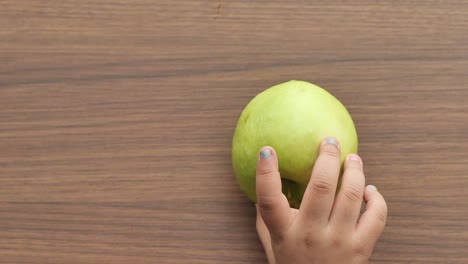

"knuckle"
[310,177,334,194]
[343,185,363,202]
[303,231,320,248]
[256,167,274,177]
[257,195,280,212]
[304,236,315,248]
[375,207,388,224]
[330,237,343,248]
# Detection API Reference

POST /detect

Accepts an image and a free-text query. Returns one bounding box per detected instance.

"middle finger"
[299,137,341,226]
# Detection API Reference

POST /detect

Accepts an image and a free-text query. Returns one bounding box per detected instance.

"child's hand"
[255,137,387,264]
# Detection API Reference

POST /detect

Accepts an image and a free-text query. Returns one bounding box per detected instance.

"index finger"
[256,147,293,240]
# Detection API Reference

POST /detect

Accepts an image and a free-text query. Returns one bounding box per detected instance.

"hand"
[255,137,387,264]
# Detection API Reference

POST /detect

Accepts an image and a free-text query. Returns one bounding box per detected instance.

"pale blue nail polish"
[260,149,272,159]
[325,137,339,148]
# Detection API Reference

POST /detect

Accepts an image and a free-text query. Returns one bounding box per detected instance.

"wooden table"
[1,1,467,263]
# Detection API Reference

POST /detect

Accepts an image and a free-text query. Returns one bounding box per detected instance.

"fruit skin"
[232,80,358,208]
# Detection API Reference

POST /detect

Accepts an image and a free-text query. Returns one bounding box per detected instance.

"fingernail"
[259,148,272,159]
[325,137,340,149]
[349,154,362,165]
[369,185,378,192]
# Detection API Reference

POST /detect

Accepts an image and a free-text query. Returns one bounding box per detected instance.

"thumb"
[256,147,292,240]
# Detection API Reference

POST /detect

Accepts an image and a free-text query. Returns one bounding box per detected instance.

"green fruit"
[232,80,358,208]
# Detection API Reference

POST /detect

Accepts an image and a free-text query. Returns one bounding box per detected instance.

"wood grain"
[1,1,467,263]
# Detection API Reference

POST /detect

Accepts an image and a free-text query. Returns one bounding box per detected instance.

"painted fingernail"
[260,148,272,159]
[369,185,378,192]
[349,154,362,165]
[325,137,340,149]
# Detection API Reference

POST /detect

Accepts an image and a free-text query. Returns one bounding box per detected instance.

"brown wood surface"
[1,1,468,263]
